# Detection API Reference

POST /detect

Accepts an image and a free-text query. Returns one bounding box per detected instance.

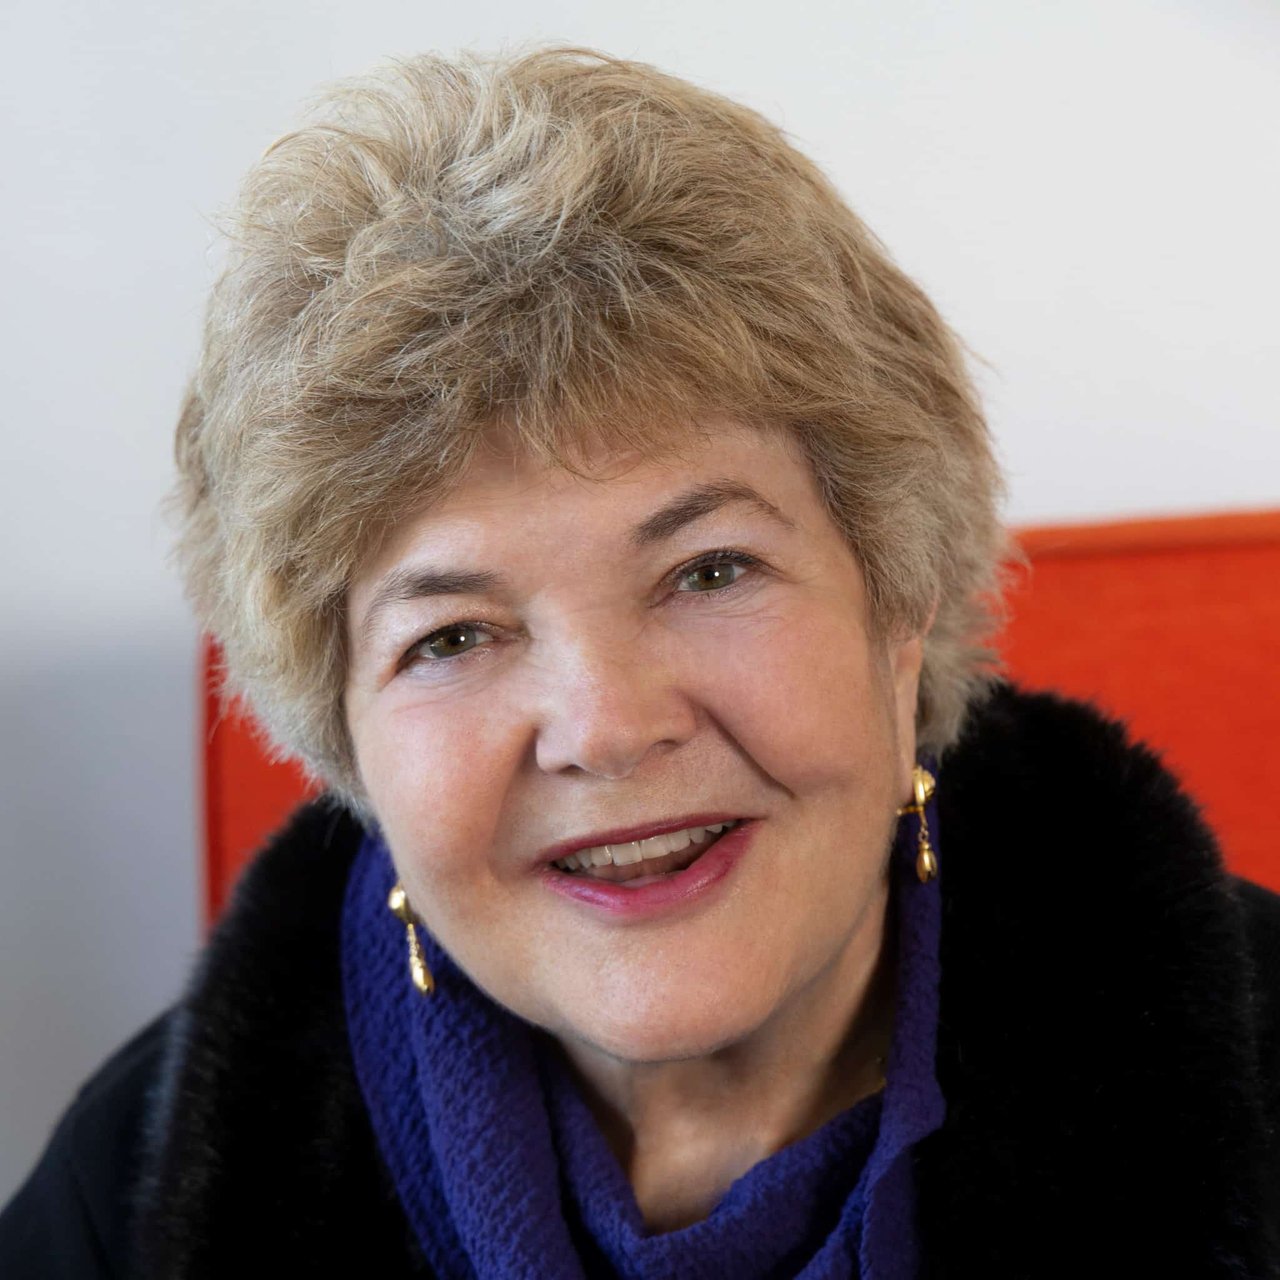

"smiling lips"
[552,821,742,884]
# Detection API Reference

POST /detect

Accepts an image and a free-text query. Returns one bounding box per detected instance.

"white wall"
[2,0,1277,1203]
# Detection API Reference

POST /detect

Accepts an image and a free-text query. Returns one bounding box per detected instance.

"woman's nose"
[531,632,698,780]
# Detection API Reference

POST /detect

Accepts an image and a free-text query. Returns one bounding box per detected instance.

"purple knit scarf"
[341,796,945,1279]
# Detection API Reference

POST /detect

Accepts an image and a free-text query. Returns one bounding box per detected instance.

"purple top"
[341,794,945,1279]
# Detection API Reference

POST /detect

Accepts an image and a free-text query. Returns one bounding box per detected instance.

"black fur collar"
[918,686,1277,1277]
[132,684,1280,1278]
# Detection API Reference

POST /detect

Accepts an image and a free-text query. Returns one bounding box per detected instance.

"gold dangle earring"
[896,765,938,883]
[387,882,435,996]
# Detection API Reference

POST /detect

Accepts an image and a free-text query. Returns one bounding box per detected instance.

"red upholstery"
[201,508,1280,925]
[1000,509,1279,892]
[201,654,319,928]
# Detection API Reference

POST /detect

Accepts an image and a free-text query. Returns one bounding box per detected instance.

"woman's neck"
[545,884,897,1232]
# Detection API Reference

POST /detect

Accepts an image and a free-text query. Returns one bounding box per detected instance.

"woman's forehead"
[468,411,802,478]
[445,414,803,504]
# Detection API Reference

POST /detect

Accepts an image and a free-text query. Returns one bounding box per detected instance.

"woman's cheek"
[694,603,882,789]
[364,694,515,874]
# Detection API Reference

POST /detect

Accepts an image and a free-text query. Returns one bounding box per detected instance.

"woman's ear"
[888,602,937,798]
[888,635,925,798]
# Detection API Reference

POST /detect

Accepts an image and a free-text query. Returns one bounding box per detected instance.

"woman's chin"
[555,985,780,1066]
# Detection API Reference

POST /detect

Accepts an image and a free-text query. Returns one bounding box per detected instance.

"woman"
[2,47,1277,1279]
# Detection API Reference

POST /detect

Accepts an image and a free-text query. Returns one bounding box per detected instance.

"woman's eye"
[403,555,757,669]
[677,556,751,593]
[414,625,493,661]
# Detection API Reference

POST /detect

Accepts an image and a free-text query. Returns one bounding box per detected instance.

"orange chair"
[201,508,1280,926]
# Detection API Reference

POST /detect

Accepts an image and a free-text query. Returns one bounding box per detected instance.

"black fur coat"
[3,684,1279,1278]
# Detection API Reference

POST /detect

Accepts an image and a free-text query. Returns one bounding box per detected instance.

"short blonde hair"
[172,47,1008,811]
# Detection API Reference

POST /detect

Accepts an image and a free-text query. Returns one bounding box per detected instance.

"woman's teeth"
[552,821,739,873]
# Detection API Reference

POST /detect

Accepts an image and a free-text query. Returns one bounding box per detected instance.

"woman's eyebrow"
[359,569,506,646]
[359,480,793,644]
[629,480,795,547]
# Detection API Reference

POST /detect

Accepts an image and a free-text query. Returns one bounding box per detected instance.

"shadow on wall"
[0,633,199,1205]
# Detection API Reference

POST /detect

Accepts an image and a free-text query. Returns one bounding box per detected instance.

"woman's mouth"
[541,819,755,919]
[550,821,742,886]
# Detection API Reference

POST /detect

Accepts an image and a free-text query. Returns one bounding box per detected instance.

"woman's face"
[345,419,924,1063]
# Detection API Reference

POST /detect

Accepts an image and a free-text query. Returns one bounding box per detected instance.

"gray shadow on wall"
[0,633,199,1205]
